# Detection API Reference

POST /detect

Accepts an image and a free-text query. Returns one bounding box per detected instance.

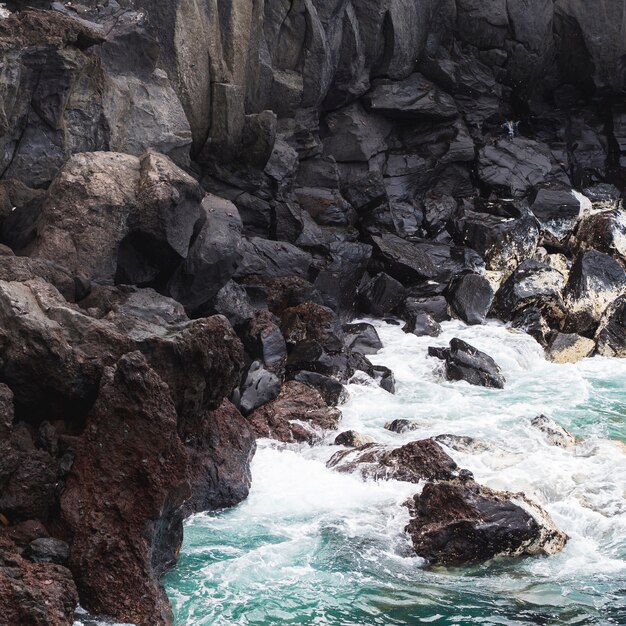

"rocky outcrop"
[61,352,188,626]
[406,481,568,565]
[1,0,624,620]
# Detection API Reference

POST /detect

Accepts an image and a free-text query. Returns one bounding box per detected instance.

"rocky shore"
[0,1,625,624]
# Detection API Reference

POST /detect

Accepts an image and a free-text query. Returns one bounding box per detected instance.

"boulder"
[234,237,312,281]
[406,480,567,565]
[342,322,383,355]
[430,339,506,389]
[240,310,287,374]
[403,311,442,337]
[546,332,595,364]
[531,415,576,448]
[511,306,551,347]
[60,352,189,626]
[0,279,243,424]
[167,195,243,316]
[372,365,396,394]
[313,241,372,315]
[357,272,405,317]
[385,419,420,434]
[493,260,565,324]
[399,293,450,323]
[334,430,375,447]
[373,233,484,283]
[448,274,494,325]
[595,295,626,357]
[24,538,70,566]
[30,152,204,285]
[213,281,256,327]
[246,381,341,444]
[452,209,540,272]
[292,371,346,406]
[574,208,626,264]
[563,251,626,335]
[530,187,581,245]
[478,139,554,197]
[239,361,281,415]
[327,439,469,483]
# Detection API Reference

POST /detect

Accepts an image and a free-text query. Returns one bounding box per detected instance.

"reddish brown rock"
[247,381,341,443]
[0,534,78,626]
[61,352,189,626]
[327,439,464,483]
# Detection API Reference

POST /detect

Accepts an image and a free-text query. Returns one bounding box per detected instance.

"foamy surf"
[165,319,626,625]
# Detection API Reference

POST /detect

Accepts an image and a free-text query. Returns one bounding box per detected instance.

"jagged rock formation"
[0,0,624,623]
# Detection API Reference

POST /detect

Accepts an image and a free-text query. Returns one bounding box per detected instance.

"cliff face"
[0,1,625,625]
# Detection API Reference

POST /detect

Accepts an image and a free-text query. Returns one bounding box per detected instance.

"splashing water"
[165,320,626,625]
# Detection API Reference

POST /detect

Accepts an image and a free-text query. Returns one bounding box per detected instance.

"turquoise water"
[165,321,626,626]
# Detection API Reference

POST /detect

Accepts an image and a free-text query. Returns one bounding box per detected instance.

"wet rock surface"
[406,481,568,566]
[0,0,621,620]
[430,339,506,389]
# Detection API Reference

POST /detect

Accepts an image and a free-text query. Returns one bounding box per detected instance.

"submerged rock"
[430,339,506,389]
[403,311,442,337]
[406,481,568,565]
[334,430,375,447]
[531,415,576,448]
[327,439,468,483]
[385,419,420,434]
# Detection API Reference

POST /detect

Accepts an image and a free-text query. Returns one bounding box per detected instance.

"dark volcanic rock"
[246,381,341,444]
[452,209,540,272]
[399,293,450,324]
[493,260,565,323]
[327,439,466,483]
[357,272,405,317]
[575,208,626,263]
[406,481,567,565]
[292,371,346,406]
[531,415,576,448]
[448,274,494,325]
[478,139,554,197]
[403,311,442,337]
[0,279,243,425]
[61,352,189,626]
[546,332,595,364]
[373,233,484,283]
[563,250,626,336]
[30,152,203,285]
[511,306,551,347]
[432,339,506,389]
[372,365,396,394]
[0,535,78,626]
[183,399,256,515]
[530,188,581,245]
[334,430,375,447]
[364,73,458,120]
[167,194,243,316]
[384,419,420,434]
[596,295,626,358]
[239,361,281,415]
[342,322,383,355]
[24,538,70,566]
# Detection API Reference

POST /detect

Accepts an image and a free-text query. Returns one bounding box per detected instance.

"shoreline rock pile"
[0,1,624,624]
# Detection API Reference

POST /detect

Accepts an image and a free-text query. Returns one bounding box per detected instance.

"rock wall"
[0,1,625,625]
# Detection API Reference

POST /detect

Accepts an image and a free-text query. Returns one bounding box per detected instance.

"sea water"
[164,320,626,626]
